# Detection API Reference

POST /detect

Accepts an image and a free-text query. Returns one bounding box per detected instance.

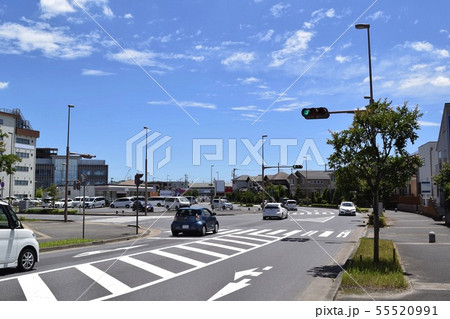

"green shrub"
[368,213,387,228]
[22,208,78,214]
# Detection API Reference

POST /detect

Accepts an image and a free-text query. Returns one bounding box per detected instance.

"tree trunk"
[373,188,380,263]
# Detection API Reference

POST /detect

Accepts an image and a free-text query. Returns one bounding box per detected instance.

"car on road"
[163,196,190,210]
[0,200,39,272]
[211,198,233,210]
[132,200,154,212]
[285,199,297,211]
[110,197,134,208]
[84,196,106,208]
[171,207,219,236]
[263,202,288,220]
[338,201,357,216]
[148,196,165,207]
[54,198,74,208]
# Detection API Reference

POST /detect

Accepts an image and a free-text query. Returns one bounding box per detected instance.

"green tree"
[294,184,302,202]
[0,129,21,176]
[45,183,59,207]
[433,162,450,202]
[35,187,44,199]
[327,99,422,262]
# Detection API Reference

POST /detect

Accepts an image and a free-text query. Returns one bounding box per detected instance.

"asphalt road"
[0,207,366,301]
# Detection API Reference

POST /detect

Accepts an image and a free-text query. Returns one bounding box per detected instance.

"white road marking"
[150,250,205,267]
[212,238,260,247]
[76,264,130,295]
[17,274,57,301]
[118,256,176,279]
[175,245,229,258]
[318,231,334,237]
[227,234,271,243]
[196,241,246,252]
[336,230,351,238]
[266,229,286,235]
[302,231,319,237]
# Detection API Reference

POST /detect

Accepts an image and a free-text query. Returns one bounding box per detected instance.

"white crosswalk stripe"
[0,227,353,301]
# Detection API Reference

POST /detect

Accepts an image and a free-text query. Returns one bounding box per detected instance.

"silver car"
[338,201,357,216]
[263,203,288,220]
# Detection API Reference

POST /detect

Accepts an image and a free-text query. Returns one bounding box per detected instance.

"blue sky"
[0,0,449,184]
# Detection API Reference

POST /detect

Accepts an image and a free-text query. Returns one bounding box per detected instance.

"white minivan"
[163,196,190,210]
[0,200,39,271]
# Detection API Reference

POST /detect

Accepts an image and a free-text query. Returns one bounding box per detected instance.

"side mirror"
[14,220,22,229]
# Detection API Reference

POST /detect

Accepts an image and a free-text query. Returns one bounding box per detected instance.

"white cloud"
[40,0,75,18]
[270,3,291,18]
[419,121,440,127]
[109,49,166,68]
[335,55,350,63]
[435,49,449,58]
[0,22,94,59]
[231,105,264,112]
[259,29,274,42]
[410,64,428,71]
[305,8,337,29]
[148,100,216,109]
[0,81,9,89]
[221,52,255,66]
[368,11,390,21]
[430,76,450,87]
[239,77,260,84]
[410,41,434,52]
[40,0,114,19]
[81,69,114,76]
[124,13,133,19]
[270,30,313,67]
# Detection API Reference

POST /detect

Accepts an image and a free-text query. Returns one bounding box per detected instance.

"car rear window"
[176,209,201,217]
[265,204,279,209]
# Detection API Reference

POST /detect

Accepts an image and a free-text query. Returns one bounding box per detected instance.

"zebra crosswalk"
[0,227,353,301]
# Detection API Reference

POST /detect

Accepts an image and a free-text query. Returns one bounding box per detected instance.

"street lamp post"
[261,135,268,207]
[210,165,214,199]
[355,23,374,105]
[304,156,308,200]
[8,132,13,201]
[144,126,149,216]
[64,104,74,223]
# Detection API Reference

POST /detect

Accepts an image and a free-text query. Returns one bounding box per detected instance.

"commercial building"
[35,148,108,198]
[0,108,40,199]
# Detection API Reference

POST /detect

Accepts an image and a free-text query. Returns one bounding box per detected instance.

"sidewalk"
[337,209,450,301]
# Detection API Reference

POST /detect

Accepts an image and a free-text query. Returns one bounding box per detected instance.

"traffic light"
[301,107,330,119]
[292,165,303,169]
[134,173,144,186]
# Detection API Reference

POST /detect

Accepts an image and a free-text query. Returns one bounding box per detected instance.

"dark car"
[171,207,219,236]
[132,200,154,212]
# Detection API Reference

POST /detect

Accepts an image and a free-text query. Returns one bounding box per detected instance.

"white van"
[110,197,134,208]
[84,196,106,208]
[72,196,90,208]
[0,201,39,271]
[149,196,165,207]
[163,196,190,210]
[285,199,297,211]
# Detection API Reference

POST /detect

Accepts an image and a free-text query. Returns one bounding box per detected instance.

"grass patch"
[340,238,408,293]
[39,238,95,249]
[23,208,78,214]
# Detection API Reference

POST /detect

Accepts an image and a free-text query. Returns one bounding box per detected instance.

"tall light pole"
[210,164,214,199]
[261,135,268,206]
[64,104,74,223]
[144,126,149,216]
[355,23,374,105]
[304,156,308,199]
[8,132,13,202]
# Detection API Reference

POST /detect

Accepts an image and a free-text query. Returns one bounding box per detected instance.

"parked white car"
[211,198,233,210]
[110,197,134,208]
[0,201,39,271]
[338,201,357,216]
[263,202,288,220]
[163,196,190,210]
[84,196,106,208]
[54,198,74,208]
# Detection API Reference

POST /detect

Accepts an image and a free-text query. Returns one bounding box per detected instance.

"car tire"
[17,247,36,272]
[201,225,207,236]
[172,230,179,237]
[110,204,115,208]
[213,223,219,234]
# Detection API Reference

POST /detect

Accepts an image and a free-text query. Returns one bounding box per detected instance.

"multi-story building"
[35,148,108,195]
[0,108,40,199]
[417,141,438,206]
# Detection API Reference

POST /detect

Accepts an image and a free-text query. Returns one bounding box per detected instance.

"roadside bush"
[23,208,78,214]
[368,213,387,228]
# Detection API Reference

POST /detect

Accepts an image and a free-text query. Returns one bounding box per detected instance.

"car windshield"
[177,209,201,217]
[342,202,354,207]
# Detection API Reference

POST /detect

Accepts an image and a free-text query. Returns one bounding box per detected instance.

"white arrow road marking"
[234,268,263,281]
[208,278,251,301]
[337,230,351,238]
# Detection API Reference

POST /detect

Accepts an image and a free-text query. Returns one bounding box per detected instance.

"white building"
[0,108,40,199]
[417,141,438,206]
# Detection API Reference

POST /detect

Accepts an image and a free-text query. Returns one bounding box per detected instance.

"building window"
[15,166,29,172]
[14,180,29,186]
[16,152,30,158]
[16,138,30,145]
